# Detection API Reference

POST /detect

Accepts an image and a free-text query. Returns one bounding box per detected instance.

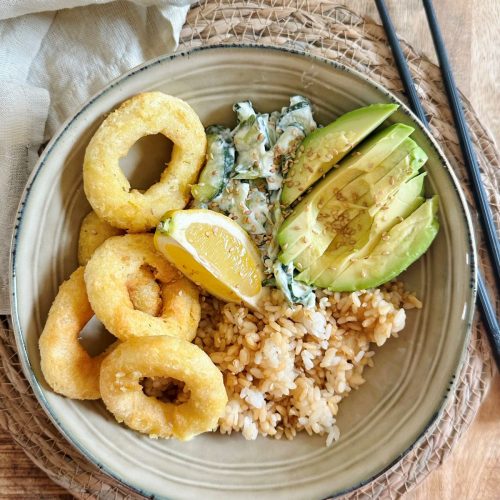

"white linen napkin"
[0,0,194,314]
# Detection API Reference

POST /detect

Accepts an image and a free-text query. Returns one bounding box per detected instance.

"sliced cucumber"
[232,101,270,178]
[261,123,305,191]
[191,125,235,204]
[267,110,281,147]
[273,262,315,307]
[215,179,268,235]
[277,96,316,135]
[233,101,255,122]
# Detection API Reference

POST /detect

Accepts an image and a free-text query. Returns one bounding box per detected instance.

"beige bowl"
[10,46,476,499]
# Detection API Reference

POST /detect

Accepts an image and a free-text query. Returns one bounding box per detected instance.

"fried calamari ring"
[99,336,228,440]
[78,211,124,265]
[83,92,206,232]
[39,267,107,399]
[84,233,200,341]
[78,213,163,315]
[127,265,162,317]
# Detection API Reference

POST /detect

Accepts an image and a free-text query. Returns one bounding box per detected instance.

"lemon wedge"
[154,209,267,310]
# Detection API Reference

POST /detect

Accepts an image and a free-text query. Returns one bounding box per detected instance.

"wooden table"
[1,0,498,497]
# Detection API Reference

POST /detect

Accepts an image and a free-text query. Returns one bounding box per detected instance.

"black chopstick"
[374,0,429,126]
[375,0,500,368]
[478,274,500,368]
[422,0,500,368]
[423,0,500,290]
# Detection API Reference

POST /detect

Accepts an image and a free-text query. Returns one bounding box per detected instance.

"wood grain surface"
[1,0,498,498]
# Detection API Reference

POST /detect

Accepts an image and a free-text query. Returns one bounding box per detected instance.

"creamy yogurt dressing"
[194,96,318,306]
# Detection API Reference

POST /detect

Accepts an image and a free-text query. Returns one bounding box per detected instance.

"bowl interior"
[11,46,474,500]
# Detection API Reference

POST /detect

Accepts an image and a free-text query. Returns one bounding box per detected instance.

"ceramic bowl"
[10,45,476,499]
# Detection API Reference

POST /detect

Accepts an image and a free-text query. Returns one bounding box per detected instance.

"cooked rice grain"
[194,282,420,446]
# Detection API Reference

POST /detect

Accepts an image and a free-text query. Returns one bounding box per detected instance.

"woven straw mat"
[0,2,497,498]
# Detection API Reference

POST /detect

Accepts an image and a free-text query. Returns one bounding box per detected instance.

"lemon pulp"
[185,223,261,297]
[159,241,242,302]
[154,209,266,309]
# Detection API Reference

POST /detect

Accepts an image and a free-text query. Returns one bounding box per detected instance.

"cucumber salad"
[191,96,317,306]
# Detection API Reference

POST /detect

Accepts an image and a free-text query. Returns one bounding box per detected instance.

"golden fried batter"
[127,265,163,317]
[99,336,228,440]
[39,267,108,399]
[83,92,206,232]
[78,211,124,266]
[84,234,200,341]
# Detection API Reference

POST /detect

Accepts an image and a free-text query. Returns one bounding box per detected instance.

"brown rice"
[193,282,421,445]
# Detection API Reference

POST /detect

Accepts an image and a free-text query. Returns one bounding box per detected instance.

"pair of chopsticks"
[375,0,500,369]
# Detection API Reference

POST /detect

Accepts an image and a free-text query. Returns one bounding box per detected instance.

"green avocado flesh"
[289,139,426,270]
[294,143,427,276]
[296,173,426,286]
[277,115,439,292]
[322,196,439,291]
[280,103,399,206]
[277,126,420,267]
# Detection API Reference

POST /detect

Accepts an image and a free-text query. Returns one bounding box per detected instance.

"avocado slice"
[277,124,415,265]
[323,196,439,292]
[281,103,399,206]
[293,143,427,271]
[280,136,426,269]
[297,173,426,286]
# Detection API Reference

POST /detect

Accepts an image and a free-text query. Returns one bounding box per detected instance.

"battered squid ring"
[39,267,107,399]
[78,213,166,315]
[78,211,124,266]
[127,264,163,317]
[99,336,228,440]
[83,92,206,232]
[84,233,200,341]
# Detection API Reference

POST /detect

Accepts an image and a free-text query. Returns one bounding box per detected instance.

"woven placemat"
[0,2,497,498]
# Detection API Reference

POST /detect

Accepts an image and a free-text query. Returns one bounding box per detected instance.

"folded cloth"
[0,0,191,20]
[0,0,193,314]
